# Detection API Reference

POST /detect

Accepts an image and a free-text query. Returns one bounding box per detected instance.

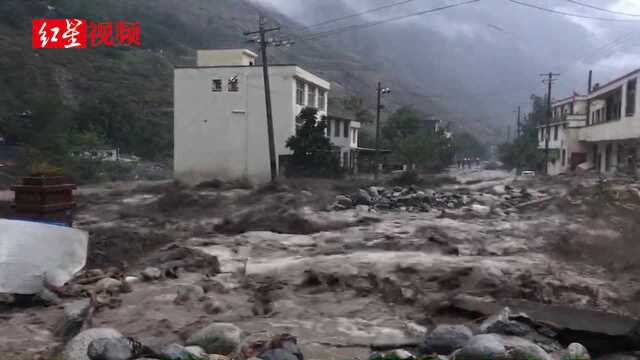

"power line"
[302,0,482,41]
[565,0,640,17]
[507,0,640,22]
[301,0,420,30]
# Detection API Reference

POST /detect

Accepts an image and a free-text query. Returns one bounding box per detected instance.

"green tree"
[382,106,455,171]
[498,95,545,171]
[285,107,342,177]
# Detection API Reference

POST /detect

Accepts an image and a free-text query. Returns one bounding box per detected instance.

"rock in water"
[566,343,590,360]
[335,195,352,207]
[95,278,123,293]
[455,334,506,360]
[63,328,123,360]
[159,343,193,360]
[87,337,134,360]
[174,284,206,305]
[57,299,92,342]
[186,322,242,355]
[141,267,163,281]
[502,336,551,360]
[355,189,373,205]
[185,345,208,358]
[422,324,473,355]
[480,307,531,337]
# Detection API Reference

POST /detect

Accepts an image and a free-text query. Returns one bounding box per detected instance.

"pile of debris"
[329,184,545,213]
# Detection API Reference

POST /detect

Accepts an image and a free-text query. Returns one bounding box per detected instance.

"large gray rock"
[354,189,373,205]
[87,337,133,360]
[141,267,163,281]
[455,334,507,360]
[335,195,352,207]
[159,344,193,360]
[259,348,299,360]
[565,343,590,360]
[422,324,473,355]
[186,322,242,355]
[95,278,123,293]
[502,336,551,360]
[174,284,206,305]
[63,328,123,360]
[480,307,531,337]
[57,299,92,342]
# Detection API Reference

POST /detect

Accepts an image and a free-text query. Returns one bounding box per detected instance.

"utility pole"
[540,72,560,175]
[507,124,511,143]
[374,82,391,180]
[244,16,294,182]
[516,106,521,174]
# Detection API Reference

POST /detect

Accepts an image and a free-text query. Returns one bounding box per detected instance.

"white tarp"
[0,219,88,294]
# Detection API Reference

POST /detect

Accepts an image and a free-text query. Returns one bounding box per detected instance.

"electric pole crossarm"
[540,72,560,175]
[244,26,280,36]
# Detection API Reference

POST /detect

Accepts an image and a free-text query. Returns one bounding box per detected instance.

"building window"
[351,128,357,144]
[318,90,326,111]
[307,85,316,108]
[554,125,558,140]
[326,119,332,137]
[343,121,349,138]
[228,77,239,92]
[296,80,305,105]
[562,149,566,166]
[334,119,341,137]
[211,79,222,92]
[627,78,636,116]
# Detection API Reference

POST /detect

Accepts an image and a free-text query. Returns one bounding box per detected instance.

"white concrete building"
[578,69,640,175]
[174,49,358,185]
[536,68,640,176]
[537,95,588,175]
[326,113,361,171]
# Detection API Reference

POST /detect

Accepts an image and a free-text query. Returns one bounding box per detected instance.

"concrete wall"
[197,49,257,66]
[580,75,640,142]
[174,65,329,185]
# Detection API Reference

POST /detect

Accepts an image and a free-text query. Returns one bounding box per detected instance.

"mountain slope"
[0,0,495,160]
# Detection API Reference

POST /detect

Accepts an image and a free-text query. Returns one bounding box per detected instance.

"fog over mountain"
[254,0,640,141]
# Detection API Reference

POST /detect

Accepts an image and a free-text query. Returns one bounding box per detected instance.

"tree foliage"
[342,96,374,125]
[382,106,455,171]
[285,107,342,178]
[497,95,545,171]
[454,132,488,160]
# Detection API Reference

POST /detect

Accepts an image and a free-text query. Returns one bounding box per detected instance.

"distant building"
[537,94,588,175]
[173,49,358,185]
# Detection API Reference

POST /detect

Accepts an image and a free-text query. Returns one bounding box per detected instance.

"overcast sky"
[254,0,640,126]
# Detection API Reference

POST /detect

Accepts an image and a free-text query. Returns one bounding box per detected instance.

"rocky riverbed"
[2,168,640,360]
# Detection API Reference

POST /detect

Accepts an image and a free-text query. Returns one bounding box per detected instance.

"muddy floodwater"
[2,168,640,359]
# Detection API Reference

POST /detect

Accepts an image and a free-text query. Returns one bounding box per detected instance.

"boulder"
[159,343,194,360]
[87,337,134,360]
[63,328,123,360]
[36,288,61,306]
[57,298,92,342]
[174,284,206,305]
[335,195,352,208]
[565,343,590,360]
[480,307,531,337]
[455,334,506,360]
[186,322,242,355]
[259,348,299,360]
[354,189,373,205]
[471,204,491,216]
[95,278,123,293]
[422,324,473,355]
[369,186,381,198]
[141,267,163,281]
[502,336,551,360]
[185,345,207,358]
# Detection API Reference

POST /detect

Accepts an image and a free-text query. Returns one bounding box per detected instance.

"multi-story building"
[173,49,359,185]
[537,68,640,176]
[578,69,639,175]
[537,95,588,175]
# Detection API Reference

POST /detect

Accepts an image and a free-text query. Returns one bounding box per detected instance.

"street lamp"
[375,82,391,180]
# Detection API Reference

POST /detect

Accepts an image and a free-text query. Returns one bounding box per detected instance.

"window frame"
[296,79,305,106]
[318,89,326,111]
[554,125,558,141]
[211,79,222,92]
[307,85,317,108]
[228,77,239,92]
[343,121,349,138]
[334,119,340,137]
[626,78,636,117]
